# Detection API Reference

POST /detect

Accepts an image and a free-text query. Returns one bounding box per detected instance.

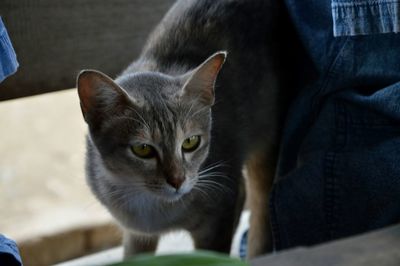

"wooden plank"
[18,222,122,266]
[252,224,400,266]
[0,0,174,100]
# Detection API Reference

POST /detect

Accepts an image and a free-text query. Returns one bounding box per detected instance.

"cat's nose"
[166,176,185,190]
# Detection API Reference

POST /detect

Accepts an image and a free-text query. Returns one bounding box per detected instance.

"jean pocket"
[331,0,400,36]
[324,99,400,238]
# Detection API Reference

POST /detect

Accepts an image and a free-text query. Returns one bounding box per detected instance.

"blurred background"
[0,1,198,265]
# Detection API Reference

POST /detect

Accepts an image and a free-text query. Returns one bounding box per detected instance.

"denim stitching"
[332,0,399,7]
[332,0,400,36]
[310,37,350,119]
[324,101,347,238]
[270,182,282,250]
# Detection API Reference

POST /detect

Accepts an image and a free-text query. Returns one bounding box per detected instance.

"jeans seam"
[270,183,282,250]
[324,101,347,238]
[332,0,399,8]
[325,151,337,238]
[332,0,400,36]
[310,37,350,119]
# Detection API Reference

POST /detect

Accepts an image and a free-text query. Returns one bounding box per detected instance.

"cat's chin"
[143,181,194,203]
[160,193,184,203]
[151,187,192,203]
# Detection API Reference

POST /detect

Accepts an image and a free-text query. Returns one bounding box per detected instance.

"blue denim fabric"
[0,235,22,266]
[332,0,400,36]
[0,17,21,266]
[271,0,400,250]
[0,17,18,83]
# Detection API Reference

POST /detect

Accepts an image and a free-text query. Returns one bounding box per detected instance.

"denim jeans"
[0,17,20,266]
[271,0,400,250]
[0,235,22,266]
[0,17,18,83]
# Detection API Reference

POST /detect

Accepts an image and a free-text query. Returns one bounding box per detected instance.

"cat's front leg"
[189,177,245,253]
[190,213,236,253]
[245,147,277,258]
[123,230,159,259]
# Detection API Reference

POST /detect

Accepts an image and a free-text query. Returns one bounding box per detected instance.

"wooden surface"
[252,224,400,266]
[0,0,175,100]
[18,222,122,266]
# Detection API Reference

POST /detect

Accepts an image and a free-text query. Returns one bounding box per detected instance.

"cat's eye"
[182,136,201,152]
[131,144,156,159]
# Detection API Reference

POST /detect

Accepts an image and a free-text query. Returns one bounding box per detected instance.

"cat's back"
[137,0,279,72]
[124,0,286,149]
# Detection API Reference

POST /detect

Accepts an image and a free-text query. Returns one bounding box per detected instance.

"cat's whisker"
[204,160,228,168]
[197,180,233,196]
[108,193,130,209]
[195,173,235,196]
[113,116,150,129]
[182,98,210,125]
[191,186,212,201]
[188,104,211,121]
[194,183,221,199]
[177,196,189,210]
[198,161,228,175]
[182,100,197,125]
[198,174,234,185]
[198,172,229,178]
[105,184,149,202]
[187,177,199,187]
[126,106,152,131]
[108,185,154,210]
[198,168,234,181]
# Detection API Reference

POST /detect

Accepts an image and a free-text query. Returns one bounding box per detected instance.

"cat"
[77,0,293,259]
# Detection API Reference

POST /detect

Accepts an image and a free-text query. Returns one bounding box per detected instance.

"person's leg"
[271,0,400,250]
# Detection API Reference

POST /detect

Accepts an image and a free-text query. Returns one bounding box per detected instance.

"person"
[269,0,400,250]
[0,16,22,266]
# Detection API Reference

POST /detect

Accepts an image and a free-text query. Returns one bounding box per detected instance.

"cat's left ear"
[77,70,133,124]
[181,51,227,106]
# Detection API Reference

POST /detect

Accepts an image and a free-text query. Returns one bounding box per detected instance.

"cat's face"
[88,73,213,202]
[78,52,226,202]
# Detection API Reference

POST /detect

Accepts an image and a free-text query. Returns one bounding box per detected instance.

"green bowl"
[109,251,248,266]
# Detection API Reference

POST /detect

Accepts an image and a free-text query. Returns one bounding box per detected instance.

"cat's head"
[77,52,226,202]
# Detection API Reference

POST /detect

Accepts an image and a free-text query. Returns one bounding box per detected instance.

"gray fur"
[78,0,290,258]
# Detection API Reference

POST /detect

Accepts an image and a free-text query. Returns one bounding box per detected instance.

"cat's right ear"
[180,51,227,106]
[77,70,132,124]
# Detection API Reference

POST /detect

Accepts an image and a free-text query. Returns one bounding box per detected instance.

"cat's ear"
[181,51,227,105]
[77,70,133,124]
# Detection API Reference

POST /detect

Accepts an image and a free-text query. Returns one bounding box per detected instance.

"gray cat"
[77,0,290,259]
